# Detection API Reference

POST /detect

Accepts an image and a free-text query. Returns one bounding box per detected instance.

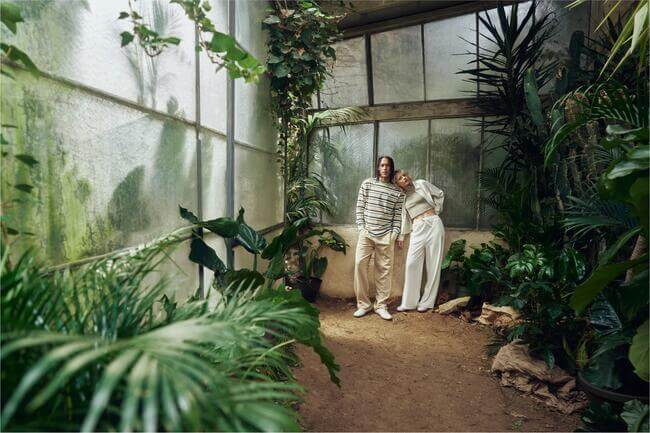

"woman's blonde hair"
[393,169,409,184]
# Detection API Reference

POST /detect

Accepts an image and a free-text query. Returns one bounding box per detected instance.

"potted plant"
[285,226,346,302]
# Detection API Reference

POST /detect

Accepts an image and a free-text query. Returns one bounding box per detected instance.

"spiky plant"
[1,234,339,432]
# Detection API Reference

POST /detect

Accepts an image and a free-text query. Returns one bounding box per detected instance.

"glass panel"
[4,0,198,121]
[235,77,277,151]
[235,0,268,60]
[1,69,198,265]
[201,130,227,220]
[234,145,282,231]
[429,118,481,228]
[378,120,428,180]
[234,0,276,150]
[371,25,424,104]
[320,37,368,108]
[316,124,374,225]
[423,14,476,99]
[200,0,229,132]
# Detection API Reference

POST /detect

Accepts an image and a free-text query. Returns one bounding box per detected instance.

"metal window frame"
[321,4,507,231]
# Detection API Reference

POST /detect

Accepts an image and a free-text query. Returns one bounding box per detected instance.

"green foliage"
[622,400,650,432]
[235,208,269,256]
[629,320,649,382]
[576,401,627,432]
[119,0,264,82]
[569,0,648,76]
[0,3,40,242]
[264,1,344,222]
[499,245,586,369]
[1,232,339,431]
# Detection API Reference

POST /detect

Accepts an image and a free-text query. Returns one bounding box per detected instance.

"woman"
[393,170,445,312]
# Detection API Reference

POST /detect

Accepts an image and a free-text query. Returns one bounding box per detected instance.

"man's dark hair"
[375,155,395,181]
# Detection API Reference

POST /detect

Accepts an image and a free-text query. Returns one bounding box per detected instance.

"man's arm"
[355,181,367,232]
[392,192,405,237]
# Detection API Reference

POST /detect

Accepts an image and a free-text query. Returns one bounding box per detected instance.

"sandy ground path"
[293,298,579,432]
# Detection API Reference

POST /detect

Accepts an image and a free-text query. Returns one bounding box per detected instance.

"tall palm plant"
[459,0,559,238]
[1,233,338,431]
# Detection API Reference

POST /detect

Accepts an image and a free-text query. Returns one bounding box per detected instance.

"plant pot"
[577,371,650,405]
[285,275,321,303]
[300,277,321,303]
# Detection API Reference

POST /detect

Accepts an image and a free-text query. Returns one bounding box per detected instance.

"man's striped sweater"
[355,177,405,238]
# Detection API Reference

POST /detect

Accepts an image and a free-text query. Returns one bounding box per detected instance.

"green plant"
[1,231,339,431]
[569,0,648,76]
[119,0,265,82]
[459,1,565,248]
[264,1,340,182]
[499,245,586,369]
[0,3,40,251]
[442,240,509,302]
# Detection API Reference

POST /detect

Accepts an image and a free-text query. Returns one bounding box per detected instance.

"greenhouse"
[1,0,648,431]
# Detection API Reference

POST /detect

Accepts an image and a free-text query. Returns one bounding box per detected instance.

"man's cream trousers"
[354,231,395,311]
[400,215,445,310]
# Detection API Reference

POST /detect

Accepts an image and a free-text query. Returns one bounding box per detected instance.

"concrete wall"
[318,225,495,299]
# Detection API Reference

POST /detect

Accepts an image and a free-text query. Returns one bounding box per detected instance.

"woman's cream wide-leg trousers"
[399,215,445,310]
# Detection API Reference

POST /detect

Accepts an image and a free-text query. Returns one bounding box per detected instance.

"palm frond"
[1,236,338,432]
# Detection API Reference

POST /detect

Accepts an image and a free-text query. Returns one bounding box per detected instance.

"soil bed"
[293,298,580,432]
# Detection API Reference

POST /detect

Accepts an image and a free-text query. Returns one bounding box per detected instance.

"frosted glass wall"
[320,37,368,108]
[314,0,590,229]
[1,0,280,284]
[314,124,374,225]
[423,13,476,99]
[378,120,428,180]
[430,118,482,228]
[371,25,424,104]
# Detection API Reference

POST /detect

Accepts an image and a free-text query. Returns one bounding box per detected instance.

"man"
[353,155,405,320]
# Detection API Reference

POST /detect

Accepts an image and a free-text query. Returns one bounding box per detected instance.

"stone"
[436,296,471,314]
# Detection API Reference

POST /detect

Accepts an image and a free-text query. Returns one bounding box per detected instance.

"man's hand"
[396,239,403,249]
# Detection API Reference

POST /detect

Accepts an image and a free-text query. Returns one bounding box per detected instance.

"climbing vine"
[263,0,341,183]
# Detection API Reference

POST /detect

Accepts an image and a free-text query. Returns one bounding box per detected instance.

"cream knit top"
[404,188,434,219]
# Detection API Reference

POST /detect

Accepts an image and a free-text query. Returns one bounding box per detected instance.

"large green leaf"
[524,68,545,128]
[622,400,649,432]
[570,255,648,313]
[599,226,642,266]
[589,299,622,336]
[200,218,239,238]
[235,208,268,255]
[583,350,624,390]
[629,320,649,381]
[188,237,226,274]
[0,3,23,34]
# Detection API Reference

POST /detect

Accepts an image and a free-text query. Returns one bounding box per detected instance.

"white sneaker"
[375,308,393,320]
[397,306,414,312]
[353,308,371,318]
[417,306,432,313]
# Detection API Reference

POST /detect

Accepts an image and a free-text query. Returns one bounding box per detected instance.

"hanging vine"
[263,0,341,186]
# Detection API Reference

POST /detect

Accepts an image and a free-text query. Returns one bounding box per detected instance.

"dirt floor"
[293,298,580,432]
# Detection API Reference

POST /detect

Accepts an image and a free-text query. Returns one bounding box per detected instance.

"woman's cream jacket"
[398,179,444,241]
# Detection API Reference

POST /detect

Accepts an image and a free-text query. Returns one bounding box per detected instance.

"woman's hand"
[396,239,404,249]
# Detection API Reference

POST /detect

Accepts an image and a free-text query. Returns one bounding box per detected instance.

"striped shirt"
[355,178,405,238]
